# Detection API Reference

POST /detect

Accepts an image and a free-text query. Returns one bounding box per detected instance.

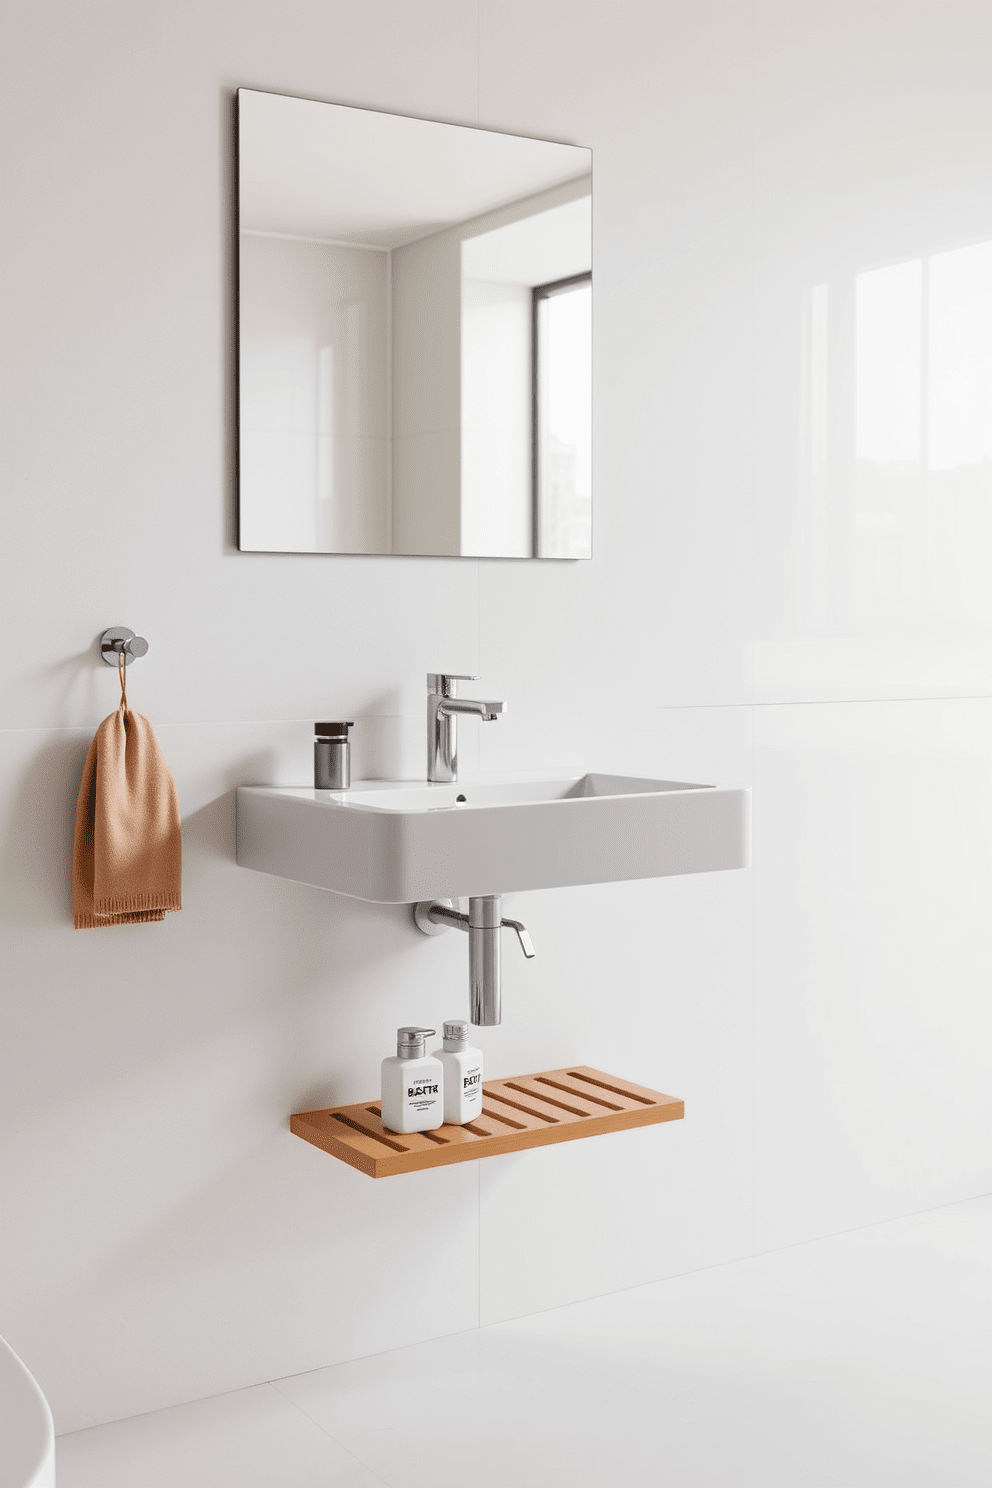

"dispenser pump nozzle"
[396,1026,436,1059]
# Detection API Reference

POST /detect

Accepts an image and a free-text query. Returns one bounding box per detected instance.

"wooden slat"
[337,1105,446,1153]
[560,1067,671,1105]
[291,1066,684,1178]
[530,1074,645,1113]
[480,1094,550,1132]
[499,1077,600,1119]
[421,1123,485,1146]
[485,1080,588,1124]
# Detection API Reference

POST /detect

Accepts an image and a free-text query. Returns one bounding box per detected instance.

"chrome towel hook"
[100,627,149,666]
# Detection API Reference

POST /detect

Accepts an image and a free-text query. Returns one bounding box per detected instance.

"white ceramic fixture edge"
[235,772,751,903]
[0,1336,55,1488]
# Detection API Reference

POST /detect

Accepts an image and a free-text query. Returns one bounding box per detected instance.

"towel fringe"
[92,891,182,916]
[74,909,168,929]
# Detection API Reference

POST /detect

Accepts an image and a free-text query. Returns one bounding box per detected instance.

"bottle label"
[462,1063,482,1110]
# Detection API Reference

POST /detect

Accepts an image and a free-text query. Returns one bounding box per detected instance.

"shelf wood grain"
[290,1066,684,1178]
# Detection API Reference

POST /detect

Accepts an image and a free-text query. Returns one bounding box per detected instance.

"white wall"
[1,0,991,1437]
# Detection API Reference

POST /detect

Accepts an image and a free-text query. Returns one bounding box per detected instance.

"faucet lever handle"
[428,672,479,696]
[502,916,535,959]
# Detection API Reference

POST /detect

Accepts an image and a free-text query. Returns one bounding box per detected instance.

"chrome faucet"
[427,673,506,783]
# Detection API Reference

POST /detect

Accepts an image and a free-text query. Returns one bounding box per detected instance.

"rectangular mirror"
[236,89,592,558]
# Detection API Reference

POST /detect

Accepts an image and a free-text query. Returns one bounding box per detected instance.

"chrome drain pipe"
[413,894,535,1026]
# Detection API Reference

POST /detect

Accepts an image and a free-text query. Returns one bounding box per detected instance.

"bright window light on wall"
[855,242,992,472]
[928,241,992,471]
[856,259,922,466]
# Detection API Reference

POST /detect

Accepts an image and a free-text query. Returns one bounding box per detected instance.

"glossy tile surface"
[753,0,992,702]
[59,1196,992,1488]
[753,698,992,1250]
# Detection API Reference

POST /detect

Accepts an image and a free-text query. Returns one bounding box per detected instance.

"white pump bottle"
[381,1026,444,1134]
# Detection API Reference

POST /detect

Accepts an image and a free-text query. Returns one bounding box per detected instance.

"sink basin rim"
[236,770,751,903]
[275,770,718,815]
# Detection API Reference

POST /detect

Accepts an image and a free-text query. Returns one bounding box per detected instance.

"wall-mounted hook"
[100,627,149,666]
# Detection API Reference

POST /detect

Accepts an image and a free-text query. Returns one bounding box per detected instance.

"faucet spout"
[439,697,506,722]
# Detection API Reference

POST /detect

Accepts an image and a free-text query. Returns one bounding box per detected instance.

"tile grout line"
[6,692,992,741]
[749,0,757,1271]
[478,555,483,678]
[265,1381,392,1486]
[750,696,756,1263]
[478,1186,992,1335]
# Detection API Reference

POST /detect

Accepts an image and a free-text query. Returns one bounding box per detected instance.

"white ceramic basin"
[236,771,749,903]
[0,1336,55,1488]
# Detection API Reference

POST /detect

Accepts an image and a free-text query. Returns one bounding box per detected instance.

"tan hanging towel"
[72,707,182,928]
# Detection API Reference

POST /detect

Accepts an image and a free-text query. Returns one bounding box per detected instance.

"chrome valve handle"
[501,915,535,958]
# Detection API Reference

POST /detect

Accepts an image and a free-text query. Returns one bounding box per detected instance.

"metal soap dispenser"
[314,721,353,790]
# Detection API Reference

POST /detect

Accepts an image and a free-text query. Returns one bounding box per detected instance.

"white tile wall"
[752,0,992,703]
[753,698,992,1250]
[60,1197,989,1488]
[1,0,990,1440]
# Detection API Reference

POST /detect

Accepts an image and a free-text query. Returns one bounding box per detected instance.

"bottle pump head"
[396,1026,435,1059]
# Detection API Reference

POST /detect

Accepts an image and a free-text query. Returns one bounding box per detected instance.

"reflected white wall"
[461,279,532,557]
[391,228,463,553]
[238,234,389,553]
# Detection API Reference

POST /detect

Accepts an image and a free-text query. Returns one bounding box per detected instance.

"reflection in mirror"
[237,89,592,558]
[535,273,592,558]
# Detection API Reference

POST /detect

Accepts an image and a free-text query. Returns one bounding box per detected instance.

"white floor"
[56,1194,992,1488]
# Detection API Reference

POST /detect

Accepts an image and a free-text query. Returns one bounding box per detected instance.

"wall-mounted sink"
[236,771,750,904]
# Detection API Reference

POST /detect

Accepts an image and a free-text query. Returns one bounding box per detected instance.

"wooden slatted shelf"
[290,1065,684,1178]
